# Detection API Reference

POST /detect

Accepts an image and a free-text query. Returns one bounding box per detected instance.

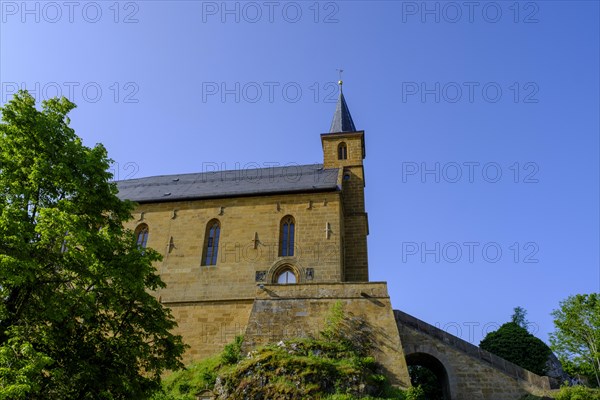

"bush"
[321,301,374,357]
[220,335,244,365]
[555,384,600,400]
[153,354,221,400]
[480,322,551,376]
[404,386,425,400]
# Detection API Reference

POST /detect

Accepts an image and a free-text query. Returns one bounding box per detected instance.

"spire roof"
[329,81,357,133]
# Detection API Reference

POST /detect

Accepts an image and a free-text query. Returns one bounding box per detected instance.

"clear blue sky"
[1,0,598,345]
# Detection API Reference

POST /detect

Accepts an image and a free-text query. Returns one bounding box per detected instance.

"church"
[117,82,553,399]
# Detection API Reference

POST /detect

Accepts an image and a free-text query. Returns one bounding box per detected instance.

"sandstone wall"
[243,282,412,388]
[124,192,345,304]
[168,300,254,365]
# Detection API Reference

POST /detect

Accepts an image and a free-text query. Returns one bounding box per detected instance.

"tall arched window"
[338,142,348,160]
[279,216,295,257]
[203,219,221,266]
[135,224,149,248]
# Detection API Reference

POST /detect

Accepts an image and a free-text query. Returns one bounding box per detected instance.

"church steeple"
[320,79,368,282]
[329,81,357,133]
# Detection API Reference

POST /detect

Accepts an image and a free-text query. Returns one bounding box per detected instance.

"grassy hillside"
[151,302,423,400]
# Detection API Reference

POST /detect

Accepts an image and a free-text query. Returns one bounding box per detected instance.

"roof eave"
[122,186,341,205]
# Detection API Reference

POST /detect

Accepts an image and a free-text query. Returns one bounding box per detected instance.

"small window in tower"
[202,219,221,266]
[338,142,348,160]
[135,224,149,249]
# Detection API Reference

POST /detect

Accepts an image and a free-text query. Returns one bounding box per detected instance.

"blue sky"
[1,0,598,346]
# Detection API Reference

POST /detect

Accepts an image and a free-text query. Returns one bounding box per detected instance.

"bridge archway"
[405,352,452,400]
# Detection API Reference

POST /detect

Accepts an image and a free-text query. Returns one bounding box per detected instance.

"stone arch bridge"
[395,309,552,400]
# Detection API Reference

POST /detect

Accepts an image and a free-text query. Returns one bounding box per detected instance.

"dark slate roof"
[116,164,340,203]
[329,88,356,133]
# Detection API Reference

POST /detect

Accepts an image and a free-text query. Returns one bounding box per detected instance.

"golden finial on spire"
[337,68,344,87]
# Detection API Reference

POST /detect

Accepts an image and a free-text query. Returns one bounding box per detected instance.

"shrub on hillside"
[480,322,551,376]
[555,384,600,400]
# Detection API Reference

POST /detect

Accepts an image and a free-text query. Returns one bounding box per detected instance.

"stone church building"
[117,83,553,399]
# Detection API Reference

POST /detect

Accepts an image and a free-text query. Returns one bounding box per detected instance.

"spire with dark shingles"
[329,81,356,133]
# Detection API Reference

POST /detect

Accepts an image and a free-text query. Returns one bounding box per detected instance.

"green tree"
[480,320,551,376]
[512,306,529,330]
[0,91,186,399]
[550,293,600,387]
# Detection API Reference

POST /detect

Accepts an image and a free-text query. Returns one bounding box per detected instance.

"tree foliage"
[321,300,374,357]
[512,306,530,330]
[554,383,600,400]
[407,365,443,400]
[0,91,186,399]
[550,293,600,387]
[480,321,551,376]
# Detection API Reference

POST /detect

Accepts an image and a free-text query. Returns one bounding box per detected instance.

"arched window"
[279,215,295,257]
[338,142,348,160]
[203,219,221,266]
[135,224,149,248]
[276,268,297,284]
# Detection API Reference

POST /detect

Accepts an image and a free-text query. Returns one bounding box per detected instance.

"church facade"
[117,84,554,399]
